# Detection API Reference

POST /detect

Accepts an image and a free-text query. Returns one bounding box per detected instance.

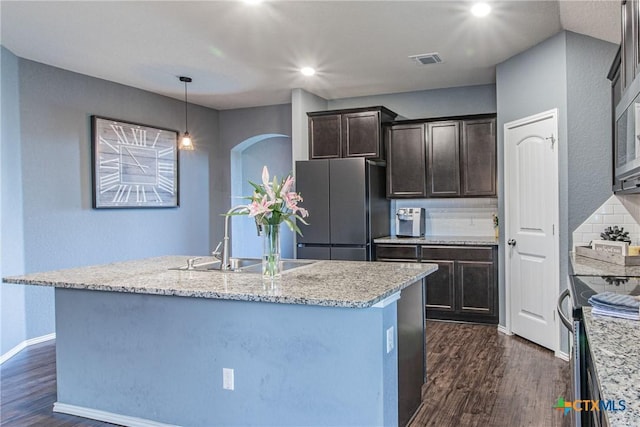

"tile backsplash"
[392,198,498,237]
[572,195,640,248]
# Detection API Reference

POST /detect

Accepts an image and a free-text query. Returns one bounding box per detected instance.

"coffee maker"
[395,208,425,237]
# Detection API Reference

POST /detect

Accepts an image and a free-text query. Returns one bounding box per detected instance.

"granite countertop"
[374,235,498,246]
[582,307,640,426]
[2,256,437,308]
[571,252,640,276]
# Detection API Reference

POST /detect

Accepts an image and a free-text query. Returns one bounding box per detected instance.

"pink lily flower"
[248,195,274,217]
[280,175,294,196]
[261,166,276,201]
[283,191,302,211]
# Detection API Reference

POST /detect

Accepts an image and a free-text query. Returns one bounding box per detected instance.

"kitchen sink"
[239,259,315,273]
[171,258,314,273]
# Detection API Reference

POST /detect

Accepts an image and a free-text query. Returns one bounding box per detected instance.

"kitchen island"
[4,256,437,427]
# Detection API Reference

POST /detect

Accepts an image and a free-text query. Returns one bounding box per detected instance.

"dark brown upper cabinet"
[610,48,624,193]
[308,114,342,159]
[386,123,427,198]
[385,114,497,199]
[461,118,497,197]
[427,121,461,197]
[307,106,397,161]
[621,0,638,91]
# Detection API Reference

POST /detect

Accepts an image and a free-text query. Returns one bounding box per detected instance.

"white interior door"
[505,109,559,351]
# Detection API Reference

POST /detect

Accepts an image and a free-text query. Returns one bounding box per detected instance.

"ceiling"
[0,1,620,110]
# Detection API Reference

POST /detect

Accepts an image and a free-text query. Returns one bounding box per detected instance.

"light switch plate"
[223,368,234,390]
[386,326,394,353]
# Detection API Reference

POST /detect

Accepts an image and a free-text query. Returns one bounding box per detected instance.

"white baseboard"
[497,325,512,335]
[555,350,570,362]
[0,332,56,365]
[53,403,179,427]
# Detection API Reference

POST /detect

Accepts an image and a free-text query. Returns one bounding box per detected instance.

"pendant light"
[179,76,194,150]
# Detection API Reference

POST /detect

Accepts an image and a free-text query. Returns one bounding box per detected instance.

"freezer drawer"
[331,247,368,261]
[296,246,330,260]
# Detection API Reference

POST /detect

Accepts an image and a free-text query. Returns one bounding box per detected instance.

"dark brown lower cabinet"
[424,260,455,312]
[422,246,498,324]
[375,243,498,324]
[457,261,496,319]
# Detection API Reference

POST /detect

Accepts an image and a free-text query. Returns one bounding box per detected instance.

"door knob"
[507,239,517,246]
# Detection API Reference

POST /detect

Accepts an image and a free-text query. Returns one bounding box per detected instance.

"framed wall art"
[91,116,179,208]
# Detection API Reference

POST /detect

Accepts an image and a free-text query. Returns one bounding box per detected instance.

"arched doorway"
[230,134,293,258]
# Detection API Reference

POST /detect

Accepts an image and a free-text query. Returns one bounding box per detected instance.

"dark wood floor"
[0,342,116,427]
[1,321,569,427]
[411,321,570,427]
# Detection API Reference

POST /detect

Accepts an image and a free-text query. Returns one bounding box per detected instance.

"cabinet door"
[309,114,342,159]
[386,124,427,198]
[461,118,496,197]
[343,111,381,159]
[457,261,495,316]
[622,0,636,90]
[427,121,460,197]
[424,260,455,312]
[612,53,623,191]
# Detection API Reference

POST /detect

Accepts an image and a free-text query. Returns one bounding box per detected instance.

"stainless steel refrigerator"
[295,158,390,261]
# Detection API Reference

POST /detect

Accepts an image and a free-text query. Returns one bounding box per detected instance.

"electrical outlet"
[386,326,394,353]
[223,368,234,390]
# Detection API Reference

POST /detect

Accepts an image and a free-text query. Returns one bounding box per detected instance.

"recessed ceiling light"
[243,0,263,5]
[471,2,491,17]
[300,67,316,76]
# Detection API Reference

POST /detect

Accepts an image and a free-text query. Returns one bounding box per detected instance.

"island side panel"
[54,288,398,426]
[397,279,426,426]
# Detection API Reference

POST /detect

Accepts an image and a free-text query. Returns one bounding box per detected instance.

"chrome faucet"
[214,205,250,271]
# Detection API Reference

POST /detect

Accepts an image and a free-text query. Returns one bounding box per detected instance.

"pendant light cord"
[184,80,189,134]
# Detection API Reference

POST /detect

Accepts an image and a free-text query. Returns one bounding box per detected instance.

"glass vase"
[262,224,281,278]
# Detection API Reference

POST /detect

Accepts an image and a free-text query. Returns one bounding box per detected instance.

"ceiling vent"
[409,52,443,65]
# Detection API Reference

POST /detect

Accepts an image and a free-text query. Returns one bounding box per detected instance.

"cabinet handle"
[507,239,517,246]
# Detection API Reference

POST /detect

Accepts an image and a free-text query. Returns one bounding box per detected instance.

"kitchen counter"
[374,235,498,246]
[3,257,437,426]
[582,307,640,426]
[3,255,437,308]
[571,251,640,276]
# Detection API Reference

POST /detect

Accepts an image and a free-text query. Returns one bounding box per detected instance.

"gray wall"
[327,84,497,120]
[291,88,327,165]
[1,47,27,354]
[1,54,217,354]
[496,31,616,330]
[214,104,293,252]
[566,32,618,239]
[497,31,569,328]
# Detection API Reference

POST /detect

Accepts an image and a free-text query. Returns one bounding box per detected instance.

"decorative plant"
[230,166,309,234]
[600,225,631,244]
